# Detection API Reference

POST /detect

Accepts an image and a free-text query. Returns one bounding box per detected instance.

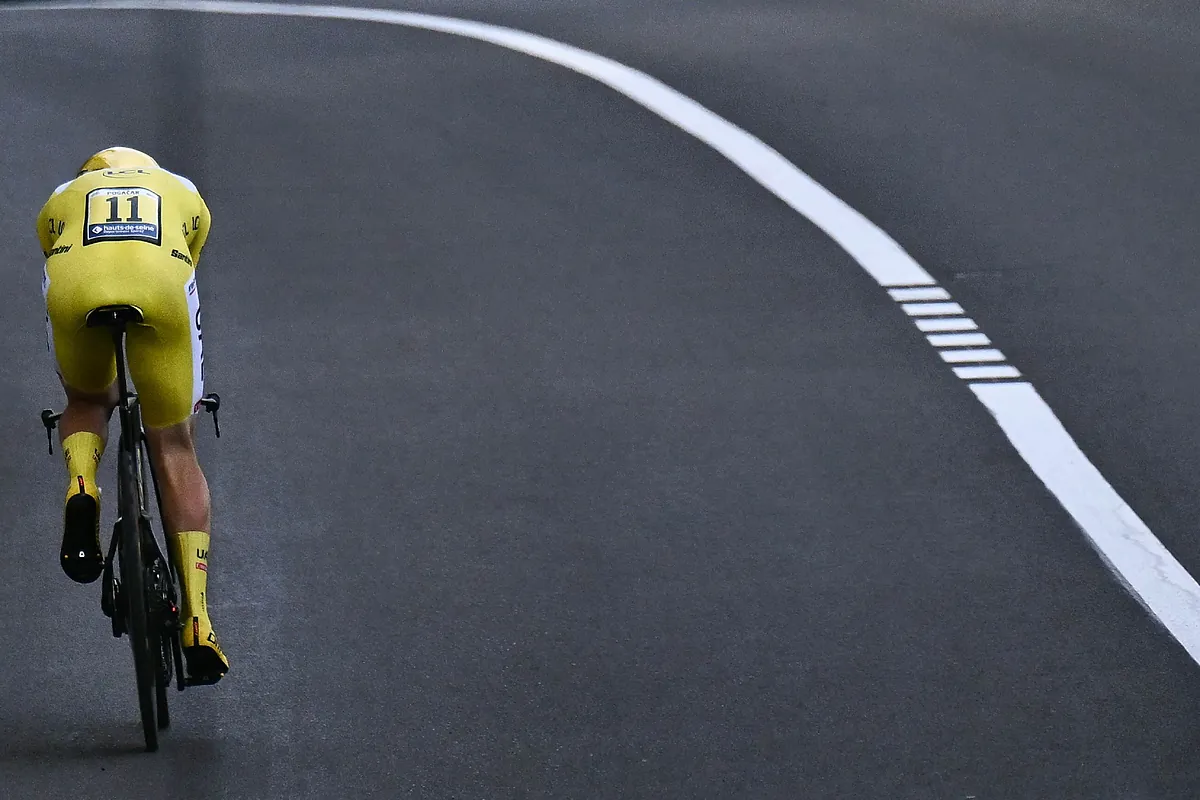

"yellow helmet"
[77,146,159,176]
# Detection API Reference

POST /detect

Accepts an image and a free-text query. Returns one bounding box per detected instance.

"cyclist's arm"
[188,194,212,268]
[36,181,73,257]
[165,170,211,267]
[35,194,59,257]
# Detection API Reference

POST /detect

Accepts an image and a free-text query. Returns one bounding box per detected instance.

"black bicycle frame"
[111,327,140,509]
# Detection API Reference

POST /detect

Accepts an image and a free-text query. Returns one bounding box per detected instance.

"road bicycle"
[41,304,221,753]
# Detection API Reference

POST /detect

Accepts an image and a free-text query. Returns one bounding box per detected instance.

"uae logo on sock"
[196,562,207,572]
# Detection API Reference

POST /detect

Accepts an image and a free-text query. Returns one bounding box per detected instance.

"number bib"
[83,186,163,246]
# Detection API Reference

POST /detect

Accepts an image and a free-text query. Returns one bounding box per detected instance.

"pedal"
[161,601,180,633]
[101,572,115,619]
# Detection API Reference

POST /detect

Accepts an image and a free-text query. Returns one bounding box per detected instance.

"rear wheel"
[118,445,157,752]
[152,554,175,730]
[141,437,177,727]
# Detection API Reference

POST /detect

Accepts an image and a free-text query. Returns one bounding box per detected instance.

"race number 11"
[83,186,163,246]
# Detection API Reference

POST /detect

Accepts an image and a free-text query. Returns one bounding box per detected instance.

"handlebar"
[40,392,223,455]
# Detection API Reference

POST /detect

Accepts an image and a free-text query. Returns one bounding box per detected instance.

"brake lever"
[41,409,62,455]
[198,393,221,438]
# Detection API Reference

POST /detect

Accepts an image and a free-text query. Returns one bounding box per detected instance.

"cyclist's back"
[40,163,209,265]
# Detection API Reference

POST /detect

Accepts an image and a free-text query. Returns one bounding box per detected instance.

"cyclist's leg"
[143,420,227,679]
[144,418,210,533]
[45,268,119,583]
[57,380,118,583]
[127,273,228,682]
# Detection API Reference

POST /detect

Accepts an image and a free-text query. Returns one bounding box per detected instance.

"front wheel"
[155,674,170,731]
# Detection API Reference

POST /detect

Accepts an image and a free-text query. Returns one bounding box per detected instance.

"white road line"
[902,302,965,317]
[888,287,950,302]
[916,317,979,332]
[928,333,990,347]
[973,383,1200,650]
[11,0,1200,665]
[939,348,1007,364]
[954,365,1022,380]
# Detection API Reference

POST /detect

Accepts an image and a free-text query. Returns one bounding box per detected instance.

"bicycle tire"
[151,558,170,731]
[156,668,170,730]
[136,432,173,732]
[118,443,157,752]
[143,433,188,695]
[152,550,173,730]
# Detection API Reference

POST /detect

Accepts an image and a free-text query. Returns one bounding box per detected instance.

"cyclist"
[38,146,229,684]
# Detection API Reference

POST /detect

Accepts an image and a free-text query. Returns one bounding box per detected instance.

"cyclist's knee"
[144,418,198,455]
[63,379,118,410]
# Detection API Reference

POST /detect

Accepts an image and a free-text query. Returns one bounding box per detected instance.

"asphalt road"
[2,1,1200,797]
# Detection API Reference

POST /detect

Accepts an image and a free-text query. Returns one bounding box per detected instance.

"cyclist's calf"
[144,419,211,536]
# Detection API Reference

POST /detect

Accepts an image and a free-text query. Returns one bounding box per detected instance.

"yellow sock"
[171,531,228,675]
[171,531,212,623]
[62,431,104,499]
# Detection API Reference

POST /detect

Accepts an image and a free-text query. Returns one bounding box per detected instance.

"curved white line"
[13,0,935,287]
[10,0,1200,665]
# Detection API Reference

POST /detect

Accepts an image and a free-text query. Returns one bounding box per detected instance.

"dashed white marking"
[928,333,990,347]
[916,317,979,332]
[939,348,1006,364]
[955,365,1022,380]
[11,0,1200,665]
[888,287,950,302]
[892,286,1018,378]
[902,302,965,317]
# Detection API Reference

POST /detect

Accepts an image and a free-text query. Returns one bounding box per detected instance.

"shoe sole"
[183,645,229,685]
[62,493,102,584]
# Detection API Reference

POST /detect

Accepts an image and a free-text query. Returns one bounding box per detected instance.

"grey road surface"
[2,1,1199,797]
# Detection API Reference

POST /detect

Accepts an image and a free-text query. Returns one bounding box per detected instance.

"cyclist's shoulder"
[40,175,81,206]
[156,170,208,215]
[158,169,201,195]
[55,167,204,197]
[40,168,206,223]
[124,167,205,199]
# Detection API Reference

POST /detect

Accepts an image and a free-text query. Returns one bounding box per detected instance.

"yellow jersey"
[38,166,213,428]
